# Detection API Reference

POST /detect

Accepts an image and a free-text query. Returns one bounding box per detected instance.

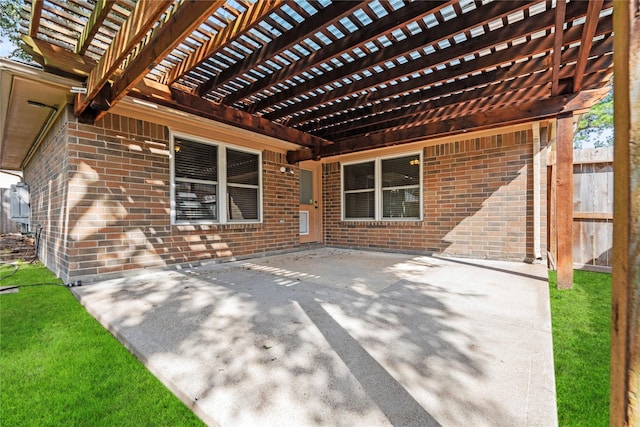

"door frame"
[299,161,323,244]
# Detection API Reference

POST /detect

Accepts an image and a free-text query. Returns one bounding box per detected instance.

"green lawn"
[549,269,611,427]
[0,263,204,427]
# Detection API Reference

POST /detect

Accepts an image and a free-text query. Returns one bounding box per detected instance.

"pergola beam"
[573,0,604,93]
[551,0,566,96]
[266,0,603,122]
[319,55,612,141]
[75,0,116,55]
[74,0,171,118]
[222,0,452,106]
[160,0,284,86]
[195,0,361,98]
[102,0,226,120]
[314,87,609,157]
[129,80,327,150]
[28,0,43,37]
[251,0,532,115]
[21,35,95,77]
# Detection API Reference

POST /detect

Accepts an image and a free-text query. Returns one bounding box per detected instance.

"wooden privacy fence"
[1,187,20,234]
[549,147,613,271]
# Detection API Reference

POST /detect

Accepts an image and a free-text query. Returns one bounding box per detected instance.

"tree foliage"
[574,86,614,149]
[0,0,30,61]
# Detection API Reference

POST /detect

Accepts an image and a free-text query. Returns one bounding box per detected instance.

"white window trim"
[341,151,423,221]
[170,132,263,225]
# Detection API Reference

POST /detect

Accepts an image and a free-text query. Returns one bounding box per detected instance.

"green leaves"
[574,86,614,149]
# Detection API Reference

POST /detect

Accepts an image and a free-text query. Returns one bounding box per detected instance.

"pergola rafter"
[18,0,612,161]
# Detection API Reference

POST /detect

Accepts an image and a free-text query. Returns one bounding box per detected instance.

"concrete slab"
[73,248,557,427]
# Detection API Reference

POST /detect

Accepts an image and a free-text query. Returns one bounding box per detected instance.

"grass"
[0,262,204,427]
[548,269,611,427]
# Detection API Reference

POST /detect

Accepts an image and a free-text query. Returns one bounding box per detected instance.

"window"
[342,153,421,221]
[226,148,260,221]
[172,135,261,224]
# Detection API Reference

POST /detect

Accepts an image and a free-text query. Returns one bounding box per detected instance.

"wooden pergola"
[10,1,638,422]
[18,0,615,288]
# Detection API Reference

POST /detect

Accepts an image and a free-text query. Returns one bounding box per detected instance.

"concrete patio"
[72,248,557,426]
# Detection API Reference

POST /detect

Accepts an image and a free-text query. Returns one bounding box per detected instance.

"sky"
[0,35,15,57]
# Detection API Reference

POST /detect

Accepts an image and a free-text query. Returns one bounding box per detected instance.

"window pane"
[382,155,420,188]
[228,186,259,220]
[300,169,313,204]
[227,149,259,185]
[345,191,374,219]
[344,162,374,191]
[175,139,217,181]
[383,188,420,218]
[175,181,217,221]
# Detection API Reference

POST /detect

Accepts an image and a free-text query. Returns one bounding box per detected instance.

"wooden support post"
[611,1,640,425]
[556,113,574,289]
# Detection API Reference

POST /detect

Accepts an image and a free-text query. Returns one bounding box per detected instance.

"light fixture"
[409,159,420,166]
[280,166,294,174]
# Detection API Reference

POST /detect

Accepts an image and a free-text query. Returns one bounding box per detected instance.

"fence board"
[548,147,613,270]
[572,147,613,269]
[1,188,20,234]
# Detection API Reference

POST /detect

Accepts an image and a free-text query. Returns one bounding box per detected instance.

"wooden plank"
[573,0,604,92]
[320,87,610,156]
[573,146,614,163]
[266,3,612,122]
[128,79,327,150]
[161,0,284,85]
[611,1,640,424]
[222,0,452,105]
[573,212,613,220]
[21,36,96,77]
[555,113,574,289]
[551,0,567,96]
[247,0,535,114]
[75,0,115,55]
[104,0,225,119]
[28,0,43,37]
[75,0,172,116]
[195,0,361,97]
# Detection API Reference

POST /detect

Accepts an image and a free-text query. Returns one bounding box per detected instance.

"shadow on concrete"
[74,249,555,426]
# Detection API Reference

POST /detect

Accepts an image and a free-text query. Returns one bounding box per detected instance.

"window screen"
[342,154,421,221]
[226,148,260,221]
[381,155,420,219]
[174,139,218,222]
[172,137,262,224]
[344,161,375,219]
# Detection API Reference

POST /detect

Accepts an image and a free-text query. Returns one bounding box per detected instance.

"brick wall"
[323,129,547,262]
[24,108,71,278]
[26,107,299,282]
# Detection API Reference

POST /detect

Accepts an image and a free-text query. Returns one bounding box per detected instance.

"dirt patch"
[1,234,35,262]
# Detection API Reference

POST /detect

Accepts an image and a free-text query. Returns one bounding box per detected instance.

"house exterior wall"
[23,108,71,278]
[323,128,547,262]
[25,106,300,282]
[25,104,547,281]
